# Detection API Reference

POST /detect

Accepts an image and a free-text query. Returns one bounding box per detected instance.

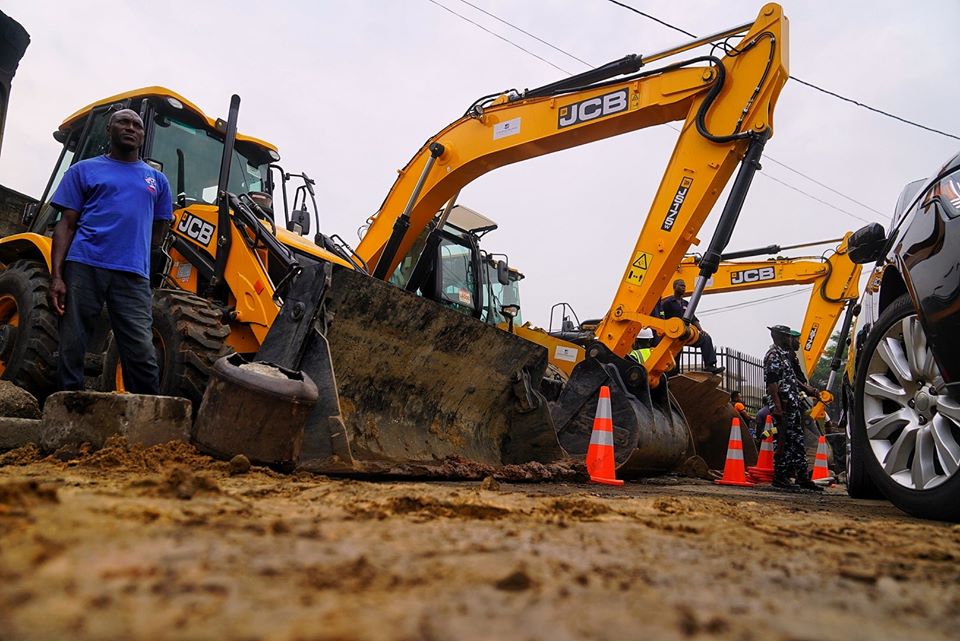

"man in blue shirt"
[49,108,172,393]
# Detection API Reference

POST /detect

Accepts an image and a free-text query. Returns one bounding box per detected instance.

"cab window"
[149,116,267,204]
[75,108,112,162]
[438,238,476,313]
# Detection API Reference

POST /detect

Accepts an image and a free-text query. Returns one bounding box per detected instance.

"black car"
[845,151,960,521]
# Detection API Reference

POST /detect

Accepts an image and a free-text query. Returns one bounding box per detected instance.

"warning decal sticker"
[625,251,652,286]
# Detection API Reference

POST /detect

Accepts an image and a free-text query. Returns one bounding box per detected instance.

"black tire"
[0,259,59,399]
[853,293,960,521]
[100,289,230,411]
[845,377,883,499]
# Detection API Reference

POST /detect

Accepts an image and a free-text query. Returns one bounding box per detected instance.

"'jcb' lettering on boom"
[558,90,629,128]
[177,213,215,246]
[730,266,776,285]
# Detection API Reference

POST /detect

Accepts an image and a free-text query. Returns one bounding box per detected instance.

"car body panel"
[855,152,960,399]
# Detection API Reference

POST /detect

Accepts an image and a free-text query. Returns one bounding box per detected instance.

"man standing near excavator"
[48,108,172,393]
[764,325,822,492]
[661,279,723,374]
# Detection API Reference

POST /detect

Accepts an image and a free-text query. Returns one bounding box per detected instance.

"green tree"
[809,331,846,391]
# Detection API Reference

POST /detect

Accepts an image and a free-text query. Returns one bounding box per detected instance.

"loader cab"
[24,87,279,235]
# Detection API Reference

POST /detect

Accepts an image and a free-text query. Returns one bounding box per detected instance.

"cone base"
[715,479,755,487]
[590,475,625,486]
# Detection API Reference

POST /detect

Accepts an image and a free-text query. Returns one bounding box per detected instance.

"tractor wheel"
[0,259,59,399]
[101,289,230,411]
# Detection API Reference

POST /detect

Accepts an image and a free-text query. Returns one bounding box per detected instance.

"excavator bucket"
[274,265,567,473]
[551,342,692,477]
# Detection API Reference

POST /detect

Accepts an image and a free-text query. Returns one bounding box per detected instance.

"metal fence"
[677,346,765,412]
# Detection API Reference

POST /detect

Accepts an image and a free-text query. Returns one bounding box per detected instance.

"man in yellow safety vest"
[628,329,654,365]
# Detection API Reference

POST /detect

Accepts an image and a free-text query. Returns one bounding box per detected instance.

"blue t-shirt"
[51,155,173,279]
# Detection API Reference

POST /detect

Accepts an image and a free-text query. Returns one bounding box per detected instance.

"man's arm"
[767,381,783,416]
[152,218,170,249]
[149,218,171,284]
[49,209,79,316]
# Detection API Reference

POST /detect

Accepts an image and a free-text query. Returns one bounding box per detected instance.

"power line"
[425,0,569,74]
[698,289,808,316]
[604,0,960,141]
[428,0,886,223]
[762,156,886,217]
[665,123,881,224]
[455,0,592,68]
[789,77,960,142]
[757,172,876,225]
[605,0,695,38]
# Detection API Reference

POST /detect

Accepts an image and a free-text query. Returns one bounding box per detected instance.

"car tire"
[846,377,883,499]
[853,293,960,521]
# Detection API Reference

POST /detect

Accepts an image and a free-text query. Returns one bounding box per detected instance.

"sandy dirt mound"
[1,446,958,641]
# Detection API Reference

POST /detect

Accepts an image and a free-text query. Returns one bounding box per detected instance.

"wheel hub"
[913,390,935,417]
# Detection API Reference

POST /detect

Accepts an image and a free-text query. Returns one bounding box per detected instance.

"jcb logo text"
[177,213,215,246]
[730,267,776,285]
[558,90,628,129]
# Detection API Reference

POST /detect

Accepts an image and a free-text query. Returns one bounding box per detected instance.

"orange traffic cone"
[811,435,834,485]
[586,386,624,486]
[747,434,775,483]
[715,417,755,487]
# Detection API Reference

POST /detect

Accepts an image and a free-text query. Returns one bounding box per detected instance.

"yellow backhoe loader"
[0,4,789,475]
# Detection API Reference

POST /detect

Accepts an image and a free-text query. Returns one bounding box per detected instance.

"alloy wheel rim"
[863,314,960,490]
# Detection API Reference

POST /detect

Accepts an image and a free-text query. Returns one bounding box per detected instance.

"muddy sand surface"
[1,438,958,641]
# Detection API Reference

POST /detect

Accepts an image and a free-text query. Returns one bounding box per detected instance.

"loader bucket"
[551,341,692,477]
[299,266,567,473]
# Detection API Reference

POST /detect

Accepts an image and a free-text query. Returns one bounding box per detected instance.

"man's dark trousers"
[695,332,718,367]
[58,261,159,394]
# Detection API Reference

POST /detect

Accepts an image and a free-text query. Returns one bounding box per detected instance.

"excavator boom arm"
[665,233,861,377]
[356,3,788,385]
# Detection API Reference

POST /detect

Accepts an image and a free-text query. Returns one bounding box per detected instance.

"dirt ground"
[1,439,958,641]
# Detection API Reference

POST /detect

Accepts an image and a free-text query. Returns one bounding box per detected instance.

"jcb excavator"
[501,233,860,468]
[664,233,863,426]
[0,4,789,475]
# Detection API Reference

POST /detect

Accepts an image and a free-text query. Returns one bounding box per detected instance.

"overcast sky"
[2,1,957,358]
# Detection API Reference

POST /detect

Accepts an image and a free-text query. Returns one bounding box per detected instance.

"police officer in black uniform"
[764,325,822,491]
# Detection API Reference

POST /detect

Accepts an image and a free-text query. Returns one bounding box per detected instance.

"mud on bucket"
[193,353,319,472]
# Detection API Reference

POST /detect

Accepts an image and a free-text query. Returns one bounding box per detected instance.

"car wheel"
[853,293,960,521]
